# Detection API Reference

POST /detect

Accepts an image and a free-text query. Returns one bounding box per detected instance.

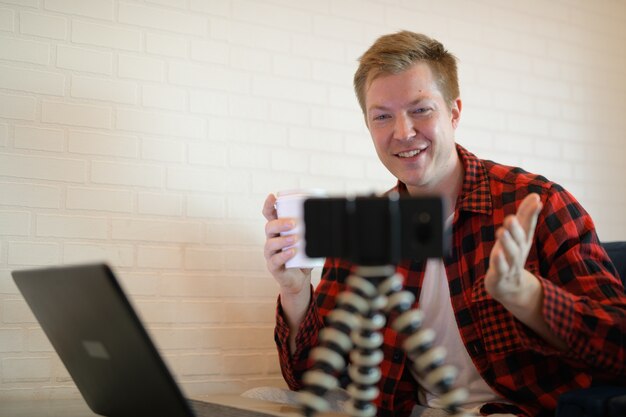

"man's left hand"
[484,193,543,307]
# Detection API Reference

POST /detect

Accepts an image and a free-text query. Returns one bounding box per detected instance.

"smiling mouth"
[396,147,427,158]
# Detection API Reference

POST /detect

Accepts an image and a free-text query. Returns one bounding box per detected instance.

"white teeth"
[398,149,421,158]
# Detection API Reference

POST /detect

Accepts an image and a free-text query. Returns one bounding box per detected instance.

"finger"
[516,193,542,235]
[266,247,296,273]
[505,216,526,246]
[262,194,278,221]
[264,234,297,258]
[265,217,296,238]
[496,250,509,276]
[499,229,520,266]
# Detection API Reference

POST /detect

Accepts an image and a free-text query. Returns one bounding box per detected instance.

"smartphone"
[303,194,448,265]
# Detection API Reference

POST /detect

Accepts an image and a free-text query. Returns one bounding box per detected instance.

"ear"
[450,98,462,130]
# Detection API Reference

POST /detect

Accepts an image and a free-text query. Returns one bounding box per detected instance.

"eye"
[412,107,431,115]
[372,114,391,121]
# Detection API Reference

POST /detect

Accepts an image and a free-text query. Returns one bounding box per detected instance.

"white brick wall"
[1,0,626,401]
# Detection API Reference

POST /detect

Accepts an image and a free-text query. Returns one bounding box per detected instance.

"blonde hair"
[354,31,459,113]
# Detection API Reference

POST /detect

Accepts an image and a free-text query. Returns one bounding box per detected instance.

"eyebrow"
[367,98,429,114]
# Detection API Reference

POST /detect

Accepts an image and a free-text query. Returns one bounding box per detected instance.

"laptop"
[12,263,197,417]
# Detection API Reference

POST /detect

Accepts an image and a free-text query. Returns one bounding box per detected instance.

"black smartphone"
[303,194,448,265]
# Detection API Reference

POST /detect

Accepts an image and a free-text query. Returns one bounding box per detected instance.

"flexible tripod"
[297,265,471,417]
[300,195,474,417]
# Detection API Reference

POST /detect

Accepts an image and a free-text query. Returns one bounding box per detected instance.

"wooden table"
[1,395,346,417]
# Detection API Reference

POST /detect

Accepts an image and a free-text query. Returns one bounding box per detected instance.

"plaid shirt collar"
[395,143,493,215]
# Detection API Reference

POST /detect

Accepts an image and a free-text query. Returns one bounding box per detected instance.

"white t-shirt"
[411,257,505,412]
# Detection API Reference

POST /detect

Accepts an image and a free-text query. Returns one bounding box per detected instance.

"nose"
[393,114,416,141]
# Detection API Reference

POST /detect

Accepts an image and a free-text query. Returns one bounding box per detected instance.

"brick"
[66,187,133,213]
[0,123,7,146]
[141,137,185,162]
[42,100,111,129]
[329,86,359,110]
[226,195,267,220]
[188,142,227,167]
[186,195,226,218]
[506,113,549,136]
[0,37,49,65]
[27,329,53,352]
[169,62,250,94]
[223,302,274,324]
[112,218,202,243]
[0,93,37,120]
[91,160,162,188]
[20,11,67,39]
[8,241,60,266]
[252,74,326,105]
[72,20,141,51]
[119,2,207,35]
[216,20,290,52]
[146,32,187,58]
[142,85,186,111]
[0,8,14,32]
[0,153,85,182]
[0,211,30,236]
[135,301,178,324]
[313,15,364,42]
[36,214,108,239]
[291,34,345,61]
[14,125,65,152]
[232,0,312,32]
[118,54,164,82]
[179,354,221,376]
[45,0,113,20]
[272,54,311,80]
[191,39,229,64]
[63,243,134,267]
[116,108,203,138]
[205,222,263,245]
[222,353,265,375]
[310,153,365,179]
[56,45,113,75]
[2,357,52,381]
[251,172,298,195]
[190,0,231,16]
[218,327,274,349]
[288,127,345,153]
[149,328,207,350]
[68,130,138,158]
[224,249,265,271]
[177,302,223,323]
[184,248,224,270]
[0,182,61,208]
[312,60,355,85]
[71,75,137,104]
[161,274,242,298]
[0,0,38,6]
[231,46,271,73]
[0,329,24,352]
[2,299,37,323]
[211,118,288,146]
[0,65,64,96]
[227,143,270,169]
[189,90,229,116]
[271,149,309,173]
[167,166,249,193]
[116,272,159,296]
[137,192,182,216]
[330,0,384,23]
[311,106,363,132]
[228,95,270,121]
[137,246,183,269]
[270,101,310,126]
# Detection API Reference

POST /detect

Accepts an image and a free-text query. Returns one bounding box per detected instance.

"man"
[262,31,626,417]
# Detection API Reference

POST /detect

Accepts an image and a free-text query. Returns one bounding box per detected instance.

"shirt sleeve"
[274,286,324,391]
[516,185,626,375]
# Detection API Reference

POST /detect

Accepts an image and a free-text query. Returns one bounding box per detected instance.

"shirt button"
[392,351,402,361]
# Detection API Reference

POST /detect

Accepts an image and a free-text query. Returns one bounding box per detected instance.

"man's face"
[364,62,461,195]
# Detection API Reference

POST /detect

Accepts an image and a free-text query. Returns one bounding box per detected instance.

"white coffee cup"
[275,189,327,269]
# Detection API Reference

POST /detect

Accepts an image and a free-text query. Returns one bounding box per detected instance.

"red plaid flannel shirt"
[274,144,626,417]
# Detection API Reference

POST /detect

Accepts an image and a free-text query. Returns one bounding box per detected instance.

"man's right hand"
[262,194,313,352]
